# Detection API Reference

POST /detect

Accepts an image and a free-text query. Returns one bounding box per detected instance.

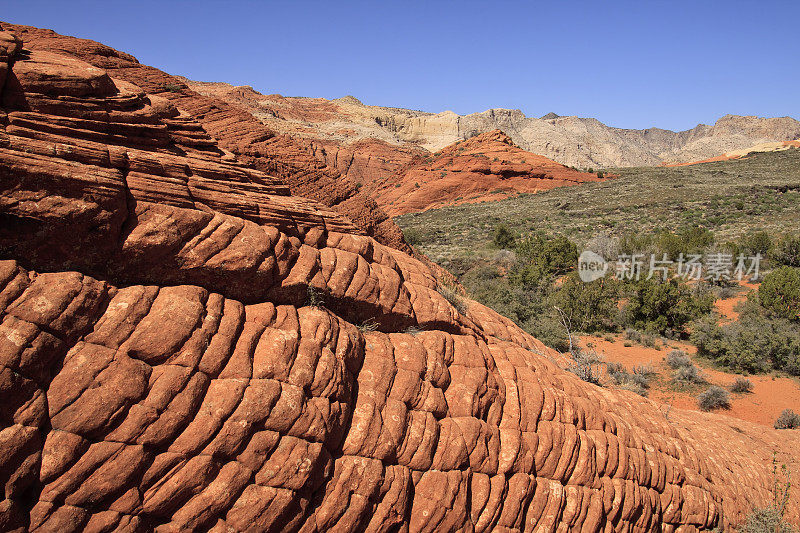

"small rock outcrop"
[0,25,799,533]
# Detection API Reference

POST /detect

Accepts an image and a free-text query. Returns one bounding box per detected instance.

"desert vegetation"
[398,150,800,380]
[741,457,796,532]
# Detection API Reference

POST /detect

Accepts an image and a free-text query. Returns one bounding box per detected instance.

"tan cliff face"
[1,24,799,533]
[185,80,800,170]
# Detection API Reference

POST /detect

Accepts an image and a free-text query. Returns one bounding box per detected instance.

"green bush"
[742,230,773,256]
[698,385,731,411]
[549,273,619,333]
[681,225,715,253]
[493,224,516,249]
[403,228,422,246]
[692,310,800,375]
[620,278,714,336]
[771,234,800,267]
[758,266,800,321]
[511,232,577,287]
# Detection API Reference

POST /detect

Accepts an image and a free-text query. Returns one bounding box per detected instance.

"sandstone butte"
[368,130,604,216]
[0,23,799,533]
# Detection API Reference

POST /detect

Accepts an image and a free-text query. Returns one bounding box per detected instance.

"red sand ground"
[713,280,757,322]
[580,335,800,427]
[581,280,800,427]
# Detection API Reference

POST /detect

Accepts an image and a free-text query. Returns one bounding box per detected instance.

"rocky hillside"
[0,22,410,254]
[1,23,799,533]
[185,80,800,169]
[367,130,603,216]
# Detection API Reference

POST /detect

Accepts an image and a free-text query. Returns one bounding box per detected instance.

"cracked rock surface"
[0,24,798,533]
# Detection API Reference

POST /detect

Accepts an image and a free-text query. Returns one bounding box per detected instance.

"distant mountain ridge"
[182,79,800,168]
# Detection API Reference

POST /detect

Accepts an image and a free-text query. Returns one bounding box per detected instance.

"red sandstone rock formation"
[0,22,409,254]
[182,83,606,216]
[1,24,799,533]
[371,130,604,216]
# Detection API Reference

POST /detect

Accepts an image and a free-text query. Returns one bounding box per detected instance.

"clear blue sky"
[3,0,797,131]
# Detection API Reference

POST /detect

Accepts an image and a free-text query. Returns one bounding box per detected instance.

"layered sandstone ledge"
[0,25,798,533]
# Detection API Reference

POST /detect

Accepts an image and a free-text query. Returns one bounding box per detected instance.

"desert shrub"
[403,325,423,336]
[620,278,714,337]
[567,347,604,385]
[356,319,380,332]
[629,371,650,390]
[742,456,794,532]
[640,333,657,348]
[403,228,422,246]
[624,328,642,343]
[493,224,516,249]
[607,362,649,396]
[666,349,692,369]
[697,385,731,411]
[741,507,796,533]
[774,409,800,429]
[511,232,578,287]
[673,363,706,385]
[548,273,619,333]
[771,234,800,267]
[633,364,657,377]
[606,362,627,382]
[713,284,738,300]
[306,285,328,308]
[758,266,800,321]
[437,283,467,315]
[161,83,183,92]
[730,376,754,393]
[584,234,619,261]
[617,380,649,397]
[691,312,800,375]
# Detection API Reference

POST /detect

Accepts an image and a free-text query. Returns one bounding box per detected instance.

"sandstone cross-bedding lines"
[0,24,798,533]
